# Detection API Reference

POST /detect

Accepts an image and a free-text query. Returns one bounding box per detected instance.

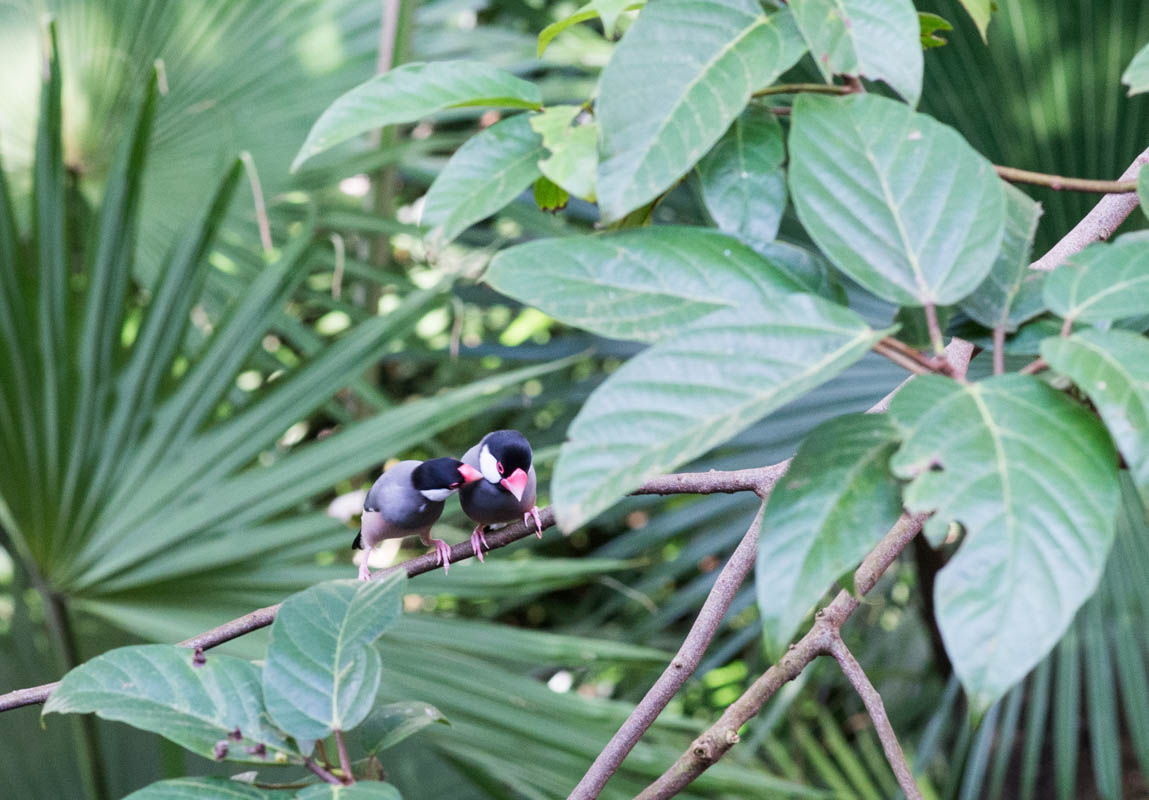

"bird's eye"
[497,461,504,475]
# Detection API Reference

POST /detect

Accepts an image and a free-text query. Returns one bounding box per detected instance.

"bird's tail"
[352,531,363,550]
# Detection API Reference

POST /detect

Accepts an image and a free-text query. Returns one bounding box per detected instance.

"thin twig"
[335,729,354,784]
[1020,357,1048,376]
[239,152,273,254]
[1031,145,1149,271]
[303,756,342,785]
[923,302,944,355]
[329,234,345,300]
[828,636,923,800]
[995,164,1137,194]
[752,82,852,98]
[0,468,787,713]
[872,337,937,376]
[992,325,1005,376]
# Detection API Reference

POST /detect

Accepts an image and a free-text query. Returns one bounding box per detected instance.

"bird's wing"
[364,460,420,511]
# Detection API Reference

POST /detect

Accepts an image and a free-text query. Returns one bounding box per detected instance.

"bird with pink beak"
[459,429,542,560]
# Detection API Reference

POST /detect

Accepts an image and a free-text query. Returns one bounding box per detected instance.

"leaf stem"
[335,729,354,783]
[303,756,343,786]
[872,337,940,375]
[924,303,945,355]
[1020,357,1049,376]
[992,325,1006,375]
[995,164,1138,194]
[752,82,852,98]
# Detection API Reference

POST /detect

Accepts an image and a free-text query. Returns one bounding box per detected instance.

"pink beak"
[500,468,529,502]
[457,463,483,484]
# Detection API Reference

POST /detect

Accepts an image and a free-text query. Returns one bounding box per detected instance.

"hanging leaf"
[889,375,1120,710]
[533,176,570,212]
[789,93,1005,306]
[959,183,1045,331]
[293,61,542,171]
[697,107,787,246]
[756,415,904,658]
[43,645,296,764]
[596,2,806,221]
[789,0,923,104]
[553,295,886,530]
[956,0,996,42]
[1042,330,1149,506]
[263,575,407,741]
[421,115,544,246]
[485,227,813,343]
[122,778,278,799]
[1122,41,1149,96]
[530,106,599,201]
[1043,234,1149,325]
[919,13,954,49]
[537,0,643,55]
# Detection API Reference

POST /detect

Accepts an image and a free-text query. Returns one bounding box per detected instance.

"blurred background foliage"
[0,0,1146,798]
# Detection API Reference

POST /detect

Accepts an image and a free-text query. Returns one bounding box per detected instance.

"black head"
[479,429,533,480]
[412,458,478,494]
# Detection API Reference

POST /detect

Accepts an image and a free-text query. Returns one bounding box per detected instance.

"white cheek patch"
[479,444,500,483]
[420,488,452,502]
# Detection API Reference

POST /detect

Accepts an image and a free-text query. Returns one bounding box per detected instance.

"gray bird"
[353,457,482,579]
[459,430,542,560]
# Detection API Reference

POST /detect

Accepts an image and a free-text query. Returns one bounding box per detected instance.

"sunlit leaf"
[537,0,643,55]
[789,0,923,103]
[789,93,1005,306]
[919,13,954,49]
[293,61,542,171]
[890,375,1120,710]
[1122,41,1149,96]
[44,645,296,764]
[596,2,806,220]
[956,0,996,42]
[530,106,599,201]
[263,575,406,741]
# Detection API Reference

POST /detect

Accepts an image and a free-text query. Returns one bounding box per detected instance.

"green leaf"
[263,574,407,741]
[697,107,787,245]
[889,375,1120,710]
[789,93,1005,306]
[43,644,296,764]
[959,183,1044,331]
[919,13,954,49]
[956,0,995,42]
[530,106,599,201]
[892,305,954,350]
[1122,41,1149,96]
[756,415,903,658]
[533,176,570,212]
[1041,330,1149,506]
[122,778,278,800]
[1042,235,1149,324]
[789,0,923,104]
[485,227,812,343]
[596,2,806,221]
[293,61,542,171]
[295,784,402,800]
[538,1,643,55]
[553,295,885,530]
[421,114,544,245]
[347,701,449,757]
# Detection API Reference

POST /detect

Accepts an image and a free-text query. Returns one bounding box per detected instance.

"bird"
[459,429,543,560]
[353,457,482,579]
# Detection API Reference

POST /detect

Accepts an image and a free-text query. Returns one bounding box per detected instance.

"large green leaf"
[790,0,922,104]
[263,575,406,741]
[485,227,813,343]
[959,183,1044,331]
[293,61,542,171]
[595,2,806,220]
[296,784,402,800]
[553,295,885,530]
[697,106,787,246]
[1122,41,1149,96]
[1042,235,1149,324]
[789,93,1005,306]
[889,375,1120,710]
[420,114,544,246]
[1041,330,1149,505]
[122,778,279,800]
[43,645,296,764]
[756,414,904,658]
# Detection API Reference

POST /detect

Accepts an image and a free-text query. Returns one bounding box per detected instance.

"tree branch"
[0,468,786,713]
[1030,145,1149,271]
[752,82,852,98]
[633,512,930,800]
[872,337,945,376]
[994,164,1138,194]
[827,636,923,800]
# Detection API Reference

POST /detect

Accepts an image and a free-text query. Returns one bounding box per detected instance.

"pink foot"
[432,538,452,575]
[470,525,489,562]
[525,506,543,538]
[357,556,372,581]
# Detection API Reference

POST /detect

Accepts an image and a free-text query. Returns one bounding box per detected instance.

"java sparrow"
[353,457,482,579]
[459,430,543,560]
